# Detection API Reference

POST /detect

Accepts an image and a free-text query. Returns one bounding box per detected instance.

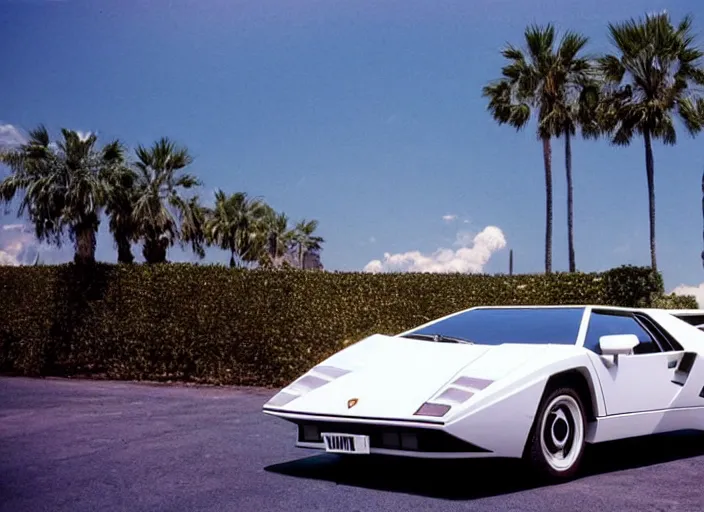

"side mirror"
[599,334,639,356]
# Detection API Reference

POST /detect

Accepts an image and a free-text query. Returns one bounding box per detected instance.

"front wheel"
[524,387,587,481]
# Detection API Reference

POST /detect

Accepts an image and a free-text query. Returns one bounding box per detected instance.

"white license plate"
[321,433,370,454]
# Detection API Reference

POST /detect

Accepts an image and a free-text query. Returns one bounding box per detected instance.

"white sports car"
[262,305,704,480]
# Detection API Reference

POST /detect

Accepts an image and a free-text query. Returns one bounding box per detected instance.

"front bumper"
[263,407,493,457]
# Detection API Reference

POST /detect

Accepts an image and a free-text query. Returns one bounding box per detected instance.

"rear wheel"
[525,386,586,481]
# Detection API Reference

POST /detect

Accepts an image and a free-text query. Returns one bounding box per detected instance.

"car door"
[582,309,686,416]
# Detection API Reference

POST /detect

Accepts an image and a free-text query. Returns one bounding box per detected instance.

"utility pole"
[509,249,514,276]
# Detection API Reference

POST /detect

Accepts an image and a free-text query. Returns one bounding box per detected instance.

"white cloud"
[0,124,26,148]
[442,214,457,222]
[364,259,384,273]
[453,230,476,247]
[0,224,35,266]
[0,223,64,265]
[2,224,25,231]
[0,251,19,266]
[363,225,507,274]
[671,283,704,308]
[0,221,73,265]
[75,130,93,141]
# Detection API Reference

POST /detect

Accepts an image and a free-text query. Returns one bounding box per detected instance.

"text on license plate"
[321,433,370,454]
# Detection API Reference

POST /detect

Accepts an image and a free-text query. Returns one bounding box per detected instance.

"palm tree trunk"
[542,136,553,274]
[142,237,167,264]
[644,129,657,271]
[116,234,134,264]
[73,221,97,265]
[230,250,236,268]
[267,233,276,260]
[565,129,575,272]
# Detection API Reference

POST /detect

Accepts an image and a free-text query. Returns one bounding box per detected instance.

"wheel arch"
[520,366,600,465]
[543,367,601,422]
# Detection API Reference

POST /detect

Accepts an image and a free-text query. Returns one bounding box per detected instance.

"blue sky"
[2,0,704,296]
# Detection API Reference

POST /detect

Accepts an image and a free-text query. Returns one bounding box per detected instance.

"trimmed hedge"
[651,292,699,309]
[0,263,694,387]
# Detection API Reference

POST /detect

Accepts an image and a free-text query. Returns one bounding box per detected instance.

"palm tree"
[291,219,324,268]
[203,190,269,268]
[0,126,122,264]
[179,195,209,260]
[131,137,203,263]
[545,51,601,273]
[0,126,62,247]
[268,211,295,265]
[102,141,139,264]
[253,205,295,268]
[598,12,704,271]
[483,24,593,273]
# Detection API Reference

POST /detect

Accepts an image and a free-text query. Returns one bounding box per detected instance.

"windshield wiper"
[401,333,475,345]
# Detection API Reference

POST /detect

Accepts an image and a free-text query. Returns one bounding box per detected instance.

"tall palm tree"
[0,126,122,264]
[203,190,269,268]
[550,75,601,272]
[291,219,324,268]
[544,47,601,273]
[483,24,593,273]
[131,137,203,263]
[598,12,704,271]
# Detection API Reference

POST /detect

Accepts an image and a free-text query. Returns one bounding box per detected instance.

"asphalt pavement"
[2,376,704,511]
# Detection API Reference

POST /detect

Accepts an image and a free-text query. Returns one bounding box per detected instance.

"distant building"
[303,250,323,270]
[276,248,324,270]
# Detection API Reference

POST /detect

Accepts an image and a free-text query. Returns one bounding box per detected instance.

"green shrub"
[0,263,675,387]
[651,292,699,309]
[601,264,664,307]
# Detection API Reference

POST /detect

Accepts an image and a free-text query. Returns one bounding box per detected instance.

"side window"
[675,314,704,326]
[583,312,660,355]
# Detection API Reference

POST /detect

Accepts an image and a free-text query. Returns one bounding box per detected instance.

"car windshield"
[402,307,585,346]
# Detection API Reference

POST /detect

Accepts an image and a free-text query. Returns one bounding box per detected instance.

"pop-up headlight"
[414,402,451,417]
[414,375,494,417]
[265,365,351,407]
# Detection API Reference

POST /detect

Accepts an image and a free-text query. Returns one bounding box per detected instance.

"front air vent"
[296,420,491,453]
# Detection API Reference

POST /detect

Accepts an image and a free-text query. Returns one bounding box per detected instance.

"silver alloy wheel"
[538,394,584,472]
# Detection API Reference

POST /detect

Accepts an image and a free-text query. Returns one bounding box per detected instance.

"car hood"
[266,333,562,421]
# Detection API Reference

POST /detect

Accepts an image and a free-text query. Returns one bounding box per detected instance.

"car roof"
[469,305,637,311]
[469,305,704,313]
[653,308,704,315]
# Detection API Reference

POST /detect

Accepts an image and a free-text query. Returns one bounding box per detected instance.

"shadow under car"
[264,430,704,500]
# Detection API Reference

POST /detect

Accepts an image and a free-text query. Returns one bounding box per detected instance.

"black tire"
[524,386,587,481]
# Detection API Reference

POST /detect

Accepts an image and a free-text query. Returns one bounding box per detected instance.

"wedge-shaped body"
[263,305,704,479]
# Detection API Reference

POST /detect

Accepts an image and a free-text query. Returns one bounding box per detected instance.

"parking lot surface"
[2,376,704,511]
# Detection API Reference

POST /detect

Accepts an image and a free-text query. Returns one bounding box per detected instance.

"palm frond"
[484,23,596,141]
[0,124,124,261]
[129,137,203,261]
[599,12,704,146]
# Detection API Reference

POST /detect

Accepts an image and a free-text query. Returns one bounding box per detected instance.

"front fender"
[441,350,606,458]
[444,375,548,458]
